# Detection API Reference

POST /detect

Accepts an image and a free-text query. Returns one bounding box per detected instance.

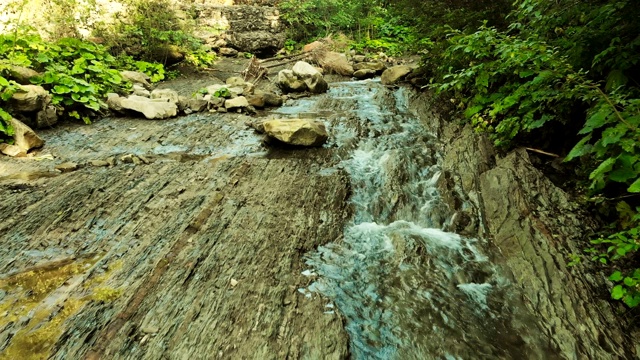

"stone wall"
[0,0,286,55]
[193,5,285,55]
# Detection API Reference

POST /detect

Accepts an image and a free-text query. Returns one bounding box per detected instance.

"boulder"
[353,61,385,73]
[263,119,328,146]
[150,89,180,103]
[316,51,354,76]
[381,65,413,85]
[303,41,324,52]
[187,98,208,112]
[353,69,377,80]
[226,77,246,87]
[292,61,328,94]
[10,85,50,112]
[35,105,58,128]
[132,84,150,97]
[262,92,284,107]
[120,95,178,119]
[5,65,40,85]
[120,71,152,90]
[246,94,265,108]
[10,118,44,152]
[106,93,124,112]
[219,47,239,57]
[0,143,26,157]
[225,31,285,56]
[277,70,307,93]
[352,55,366,63]
[224,96,249,109]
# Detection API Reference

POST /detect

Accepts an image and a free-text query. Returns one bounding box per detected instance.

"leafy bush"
[0,32,164,134]
[427,0,640,308]
[93,0,215,68]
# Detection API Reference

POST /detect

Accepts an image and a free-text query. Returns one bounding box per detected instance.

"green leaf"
[589,157,616,180]
[609,271,623,282]
[464,105,484,117]
[52,85,71,94]
[623,277,637,287]
[628,178,640,193]
[579,107,614,135]
[611,285,626,300]
[564,135,592,162]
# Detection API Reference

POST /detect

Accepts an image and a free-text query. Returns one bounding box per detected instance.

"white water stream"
[274,80,535,359]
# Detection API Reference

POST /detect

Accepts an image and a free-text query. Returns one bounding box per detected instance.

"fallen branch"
[525,147,560,158]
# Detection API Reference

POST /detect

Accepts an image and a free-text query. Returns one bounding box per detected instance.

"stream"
[276,79,550,359]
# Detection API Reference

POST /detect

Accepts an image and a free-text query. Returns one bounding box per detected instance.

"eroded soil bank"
[0,75,637,359]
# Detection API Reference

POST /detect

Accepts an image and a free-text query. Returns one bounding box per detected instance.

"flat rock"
[150,89,180,103]
[55,162,79,173]
[353,69,377,80]
[263,119,328,146]
[0,143,26,157]
[225,96,249,109]
[121,71,152,90]
[120,95,178,120]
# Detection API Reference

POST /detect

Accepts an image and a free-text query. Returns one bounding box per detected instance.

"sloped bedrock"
[419,89,638,359]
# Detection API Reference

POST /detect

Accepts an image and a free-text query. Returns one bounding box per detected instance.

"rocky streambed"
[0,75,636,359]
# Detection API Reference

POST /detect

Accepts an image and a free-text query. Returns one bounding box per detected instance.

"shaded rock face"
[263,119,328,146]
[420,96,637,359]
[193,5,285,56]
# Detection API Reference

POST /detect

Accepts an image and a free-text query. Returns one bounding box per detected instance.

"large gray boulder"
[315,51,354,76]
[291,61,328,94]
[10,85,50,112]
[277,70,308,93]
[120,95,178,119]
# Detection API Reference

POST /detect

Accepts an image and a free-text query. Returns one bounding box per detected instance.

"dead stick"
[525,147,559,158]
[260,52,311,63]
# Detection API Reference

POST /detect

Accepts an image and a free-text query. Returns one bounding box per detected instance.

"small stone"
[89,160,109,167]
[0,144,27,157]
[219,47,238,57]
[230,279,238,287]
[141,326,159,334]
[224,96,249,109]
[55,162,79,173]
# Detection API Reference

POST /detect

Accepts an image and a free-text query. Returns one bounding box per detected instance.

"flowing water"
[275,80,543,359]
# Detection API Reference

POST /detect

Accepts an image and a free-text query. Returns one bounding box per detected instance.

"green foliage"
[279,0,417,55]
[0,74,19,139]
[0,33,130,124]
[93,0,215,68]
[0,31,165,137]
[433,26,590,147]
[420,0,640,308]
[213,88,231,99]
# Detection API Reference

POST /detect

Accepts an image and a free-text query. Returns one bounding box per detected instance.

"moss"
[0,256,123,359]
